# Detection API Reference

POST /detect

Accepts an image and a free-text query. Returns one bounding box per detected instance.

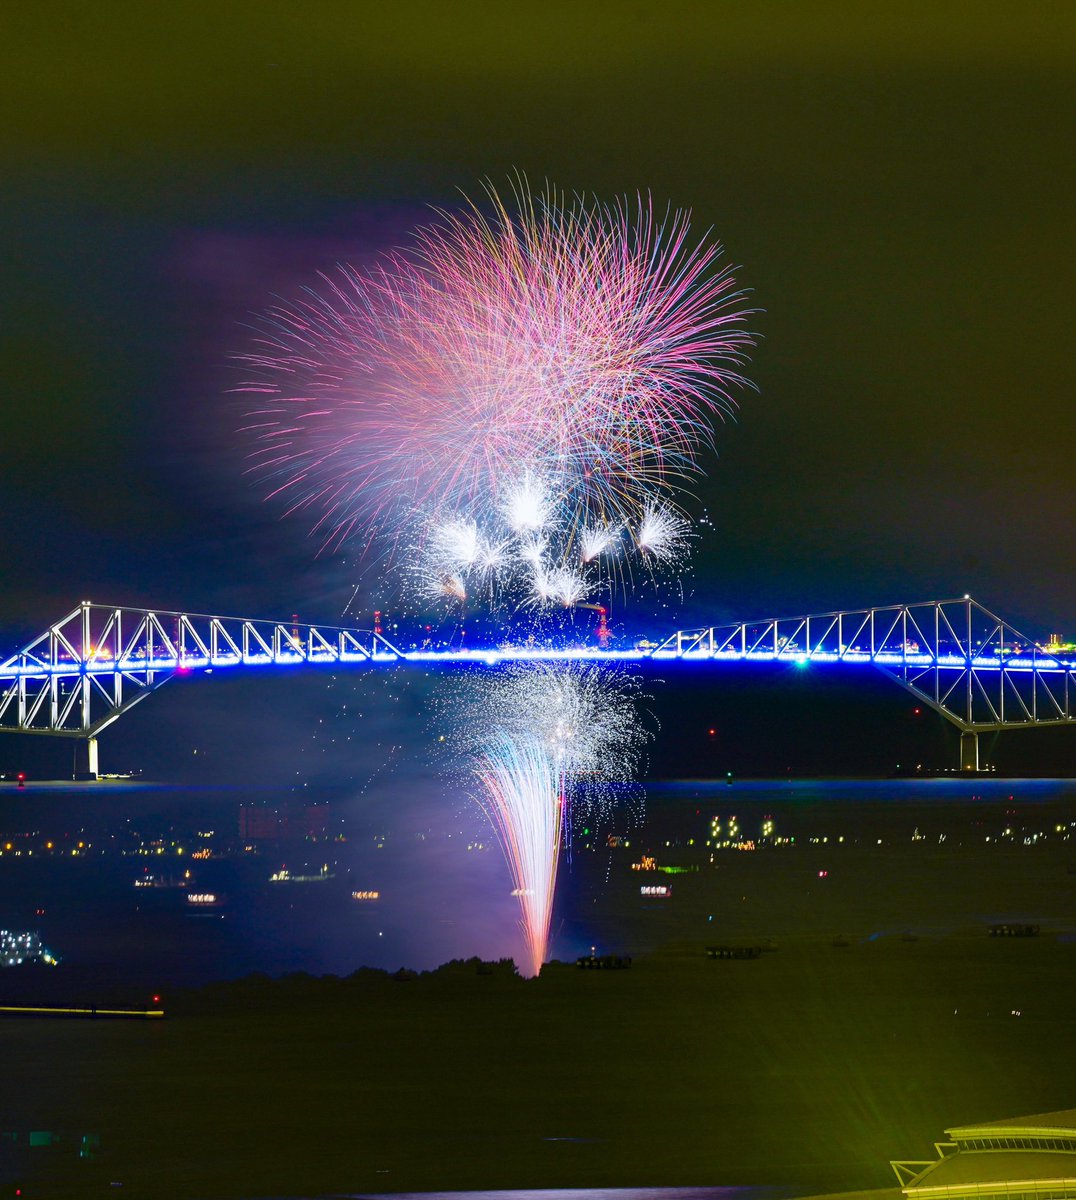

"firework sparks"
[544,565,592,608]
[451,662,648,975]
[501,470,554,535]
[517,535,547,569]
[435,573,467,603]
[579,523,620,564]
[430,517,481,570]
[239,179,755,556]
[474,735,562,979]
[636,501,691,564]
[406,486,684,617]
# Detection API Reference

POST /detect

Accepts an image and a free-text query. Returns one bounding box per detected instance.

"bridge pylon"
[959,731,979,773]
[73,736,99,782]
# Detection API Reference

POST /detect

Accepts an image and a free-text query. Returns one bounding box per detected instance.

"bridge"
[1,598,1073,777]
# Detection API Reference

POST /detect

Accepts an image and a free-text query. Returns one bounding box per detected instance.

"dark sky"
[1,3,1073,776]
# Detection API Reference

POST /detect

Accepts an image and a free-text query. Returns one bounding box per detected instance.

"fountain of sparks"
[450,662,648,975]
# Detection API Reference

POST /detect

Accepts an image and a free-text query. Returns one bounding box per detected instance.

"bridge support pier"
[73,737,99,782]
[959,731,979,773]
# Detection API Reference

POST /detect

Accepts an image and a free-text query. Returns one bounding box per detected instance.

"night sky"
[2,3,1073,777]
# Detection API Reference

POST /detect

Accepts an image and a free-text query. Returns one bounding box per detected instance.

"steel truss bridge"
[1,598,1073,777]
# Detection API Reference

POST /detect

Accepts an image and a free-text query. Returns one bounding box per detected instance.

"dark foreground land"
[2,824,1073,1200]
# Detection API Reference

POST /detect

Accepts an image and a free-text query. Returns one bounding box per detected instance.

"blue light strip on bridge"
[2,648,1073,677]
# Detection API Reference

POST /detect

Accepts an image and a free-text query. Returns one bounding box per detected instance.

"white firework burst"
[636,502,691,565]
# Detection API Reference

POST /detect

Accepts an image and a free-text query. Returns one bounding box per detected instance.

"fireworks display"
[239,178,754,567]
[408,469,697,613]
[239,179,754,972]
[473,737,562,979]
[451,662,649,975]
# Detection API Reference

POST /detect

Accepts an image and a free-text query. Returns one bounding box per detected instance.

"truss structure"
[650,596,1076,732]
[1,598,1073,747]
[0,603,401,737]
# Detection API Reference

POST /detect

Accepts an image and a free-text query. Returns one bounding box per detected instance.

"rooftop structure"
[893,1110,1076,1200]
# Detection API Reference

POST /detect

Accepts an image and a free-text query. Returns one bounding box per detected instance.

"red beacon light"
[16,772,25,788]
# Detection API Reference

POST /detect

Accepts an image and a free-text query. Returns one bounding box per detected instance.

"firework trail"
[636,501,692,563]
[580,523,620,564]
[238,178,755,563]
[475,735,562,979]
[453,662,648,975]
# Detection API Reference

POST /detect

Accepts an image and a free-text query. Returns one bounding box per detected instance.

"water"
[0,777,1072,1199]
[0,776,1072,993]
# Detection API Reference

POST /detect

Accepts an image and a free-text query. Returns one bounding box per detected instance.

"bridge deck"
[1,599,1073,740]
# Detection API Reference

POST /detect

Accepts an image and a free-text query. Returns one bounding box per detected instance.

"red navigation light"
[16,772,25,788]
[152,994,161,1005]
[708,728,716,737]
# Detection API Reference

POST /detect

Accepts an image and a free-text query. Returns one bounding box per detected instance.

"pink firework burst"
[238,179,756,551]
